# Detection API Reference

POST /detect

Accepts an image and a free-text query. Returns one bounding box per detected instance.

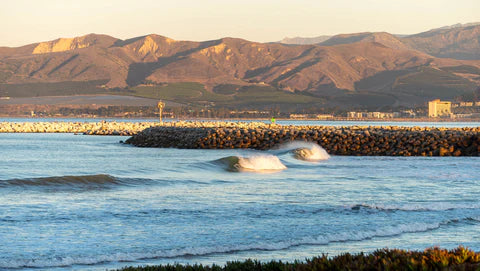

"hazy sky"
[1,0,479,47]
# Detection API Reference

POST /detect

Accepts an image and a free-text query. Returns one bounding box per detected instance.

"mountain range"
[1,23,480,110]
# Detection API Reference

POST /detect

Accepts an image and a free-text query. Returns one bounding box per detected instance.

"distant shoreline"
[1,116,480,123]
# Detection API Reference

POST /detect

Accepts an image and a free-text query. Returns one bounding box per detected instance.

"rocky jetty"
[0,121,157,135]
[2,121,479,156]
[126,124,480,156]
[0,120,266,135]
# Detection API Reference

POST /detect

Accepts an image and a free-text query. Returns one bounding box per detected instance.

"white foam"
[351,202,480,212]
[279,141,330,161]
[236,155,287,172]
[0,218,465,269]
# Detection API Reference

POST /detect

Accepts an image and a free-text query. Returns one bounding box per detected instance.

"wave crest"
[349,202,480,212]
[1,217,473,269]
[276,141,330,161]
[216,155,287,172]
[0,174,145,190]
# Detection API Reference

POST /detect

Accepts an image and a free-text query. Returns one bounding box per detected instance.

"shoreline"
[1,121,479,156]
[2,116,480,122]
[115,246,480,271]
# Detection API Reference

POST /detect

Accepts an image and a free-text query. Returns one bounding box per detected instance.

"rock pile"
[2,120,479,156]
[0,120,268,135]
[126,125,480,156]
[0,121,157,135]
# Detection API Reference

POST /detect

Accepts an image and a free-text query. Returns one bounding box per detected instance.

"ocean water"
[1,132,480,270]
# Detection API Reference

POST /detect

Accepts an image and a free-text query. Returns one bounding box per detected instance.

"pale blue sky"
[1,0,479,47]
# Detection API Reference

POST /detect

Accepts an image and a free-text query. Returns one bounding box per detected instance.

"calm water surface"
[0,127,479,270]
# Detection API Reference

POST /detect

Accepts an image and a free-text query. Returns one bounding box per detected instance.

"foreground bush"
[118,246,480,271]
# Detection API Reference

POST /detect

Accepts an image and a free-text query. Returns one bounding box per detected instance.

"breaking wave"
[275,141,330,161]
[349,202,480,212]
[0,174,149,190]
[1,217,474,269]
[215,155,287,172]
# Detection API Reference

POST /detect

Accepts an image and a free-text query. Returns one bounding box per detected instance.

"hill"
[318,32,410,50]
[278,36,331,45]
[402,24,480,60]
[0,27,479,110]
[283,23,480,60]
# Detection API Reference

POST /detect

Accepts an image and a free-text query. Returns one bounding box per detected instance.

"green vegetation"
[120,82,233,104]
[0,79,109,97]
[117,246,480,271]
[233,86,321,105]
[128,82,205,101]
[392,67,477,98]
[213,84,240,95]
[117,83,322,108]
[441,65,480,75]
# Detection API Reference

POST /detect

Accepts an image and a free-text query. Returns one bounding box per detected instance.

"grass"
[117,246,480,271]
[0,80,323,109]
[232,85,322,105]
[392,67,477,98]
[129,82,206,100]
[117,83,323,108]
[122,82,233,104]
[213,84,241,95]
[441,65,480,75]
[0,79,109,97]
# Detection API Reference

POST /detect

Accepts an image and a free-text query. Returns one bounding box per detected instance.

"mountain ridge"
[1,24,480,109]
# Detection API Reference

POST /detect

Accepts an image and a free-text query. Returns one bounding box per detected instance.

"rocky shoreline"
[0,121,258,135]
[126,123,480,156]
[0,121,153,135]
[1,121,479,156]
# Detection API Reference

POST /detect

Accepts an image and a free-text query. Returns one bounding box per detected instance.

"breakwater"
[126,124,480,156]
[0,121,156,135]
[1,121,479,156]
[0,121,259,135]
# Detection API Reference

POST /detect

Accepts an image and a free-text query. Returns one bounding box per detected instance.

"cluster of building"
[348,112,399,119]
[289,114,334,120]
[428,99,480,118]
[346,110,416,119]
[346,99,480,120]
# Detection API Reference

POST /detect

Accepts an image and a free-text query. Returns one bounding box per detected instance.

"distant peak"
[113,34,177,48]
[33,37,90,54]
[219,37,251,44]
[278,35,331,45]
[31,34,115,54]
[144,34,176,44]
[137,35,159,56]
[428,22,480,32]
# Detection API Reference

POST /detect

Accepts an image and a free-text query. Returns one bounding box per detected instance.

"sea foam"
[216,155,287,172]
[277,141,330,161]
[0,217,469,269]
[349,202,480,212]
